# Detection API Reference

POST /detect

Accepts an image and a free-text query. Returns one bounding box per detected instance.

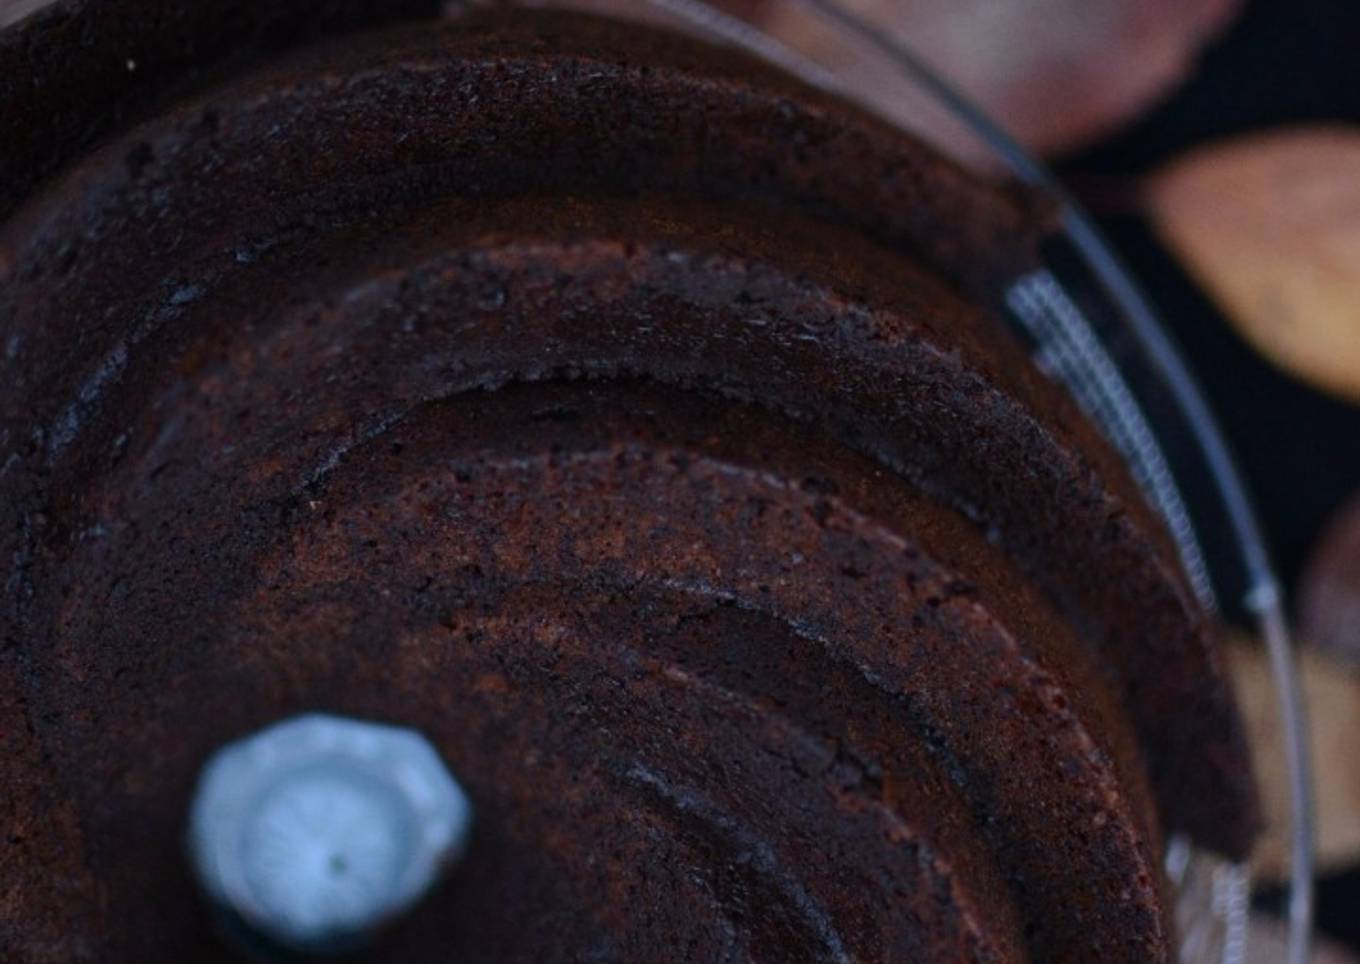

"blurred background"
[1059,0,1360,609]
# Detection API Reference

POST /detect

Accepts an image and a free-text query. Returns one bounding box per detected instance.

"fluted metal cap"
[188,713,472,953]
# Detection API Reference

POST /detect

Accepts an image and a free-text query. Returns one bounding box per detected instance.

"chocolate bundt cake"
[0,3,1258,961]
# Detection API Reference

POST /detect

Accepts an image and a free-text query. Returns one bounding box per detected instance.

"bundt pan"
[1,1,1270,961]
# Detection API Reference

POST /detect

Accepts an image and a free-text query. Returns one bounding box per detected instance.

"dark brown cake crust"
[13,365,1170,960]
[1,6,1253,962]
[0,0,444,218]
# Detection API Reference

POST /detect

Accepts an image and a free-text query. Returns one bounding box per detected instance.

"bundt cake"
[0,3,1259,962]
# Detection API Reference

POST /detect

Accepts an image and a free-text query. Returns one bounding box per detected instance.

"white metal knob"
[188,714,472,953]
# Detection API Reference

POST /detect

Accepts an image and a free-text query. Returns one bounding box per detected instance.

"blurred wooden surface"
[1228,638,1360,881]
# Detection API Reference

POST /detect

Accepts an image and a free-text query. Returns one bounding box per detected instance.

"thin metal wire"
[1005,270,1217,613]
